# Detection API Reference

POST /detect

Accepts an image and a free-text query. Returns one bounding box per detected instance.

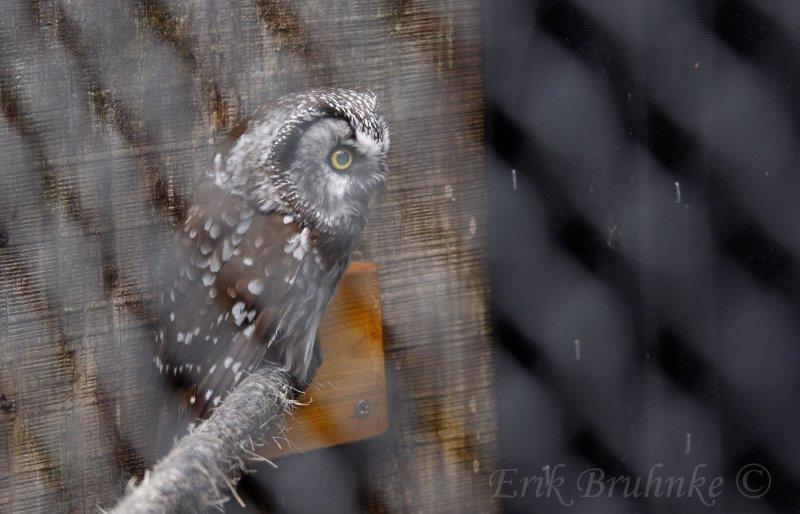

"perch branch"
[110,365,295,513]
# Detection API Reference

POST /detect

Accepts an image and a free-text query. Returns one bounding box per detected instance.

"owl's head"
[214,89,390,235]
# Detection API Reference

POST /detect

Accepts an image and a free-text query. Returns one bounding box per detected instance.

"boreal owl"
[154,89,389,419]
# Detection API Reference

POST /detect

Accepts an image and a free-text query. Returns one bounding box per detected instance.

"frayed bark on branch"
[110,365,295,513]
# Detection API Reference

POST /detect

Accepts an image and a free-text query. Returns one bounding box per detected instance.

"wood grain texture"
[0,0,496,511]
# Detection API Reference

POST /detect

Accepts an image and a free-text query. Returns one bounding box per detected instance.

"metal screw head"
[0,395,12,412]
[0,230,8,247]
[355,399,370,418]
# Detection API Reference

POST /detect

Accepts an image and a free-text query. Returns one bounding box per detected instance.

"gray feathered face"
[277,113,389,234]
[212,89,390,236]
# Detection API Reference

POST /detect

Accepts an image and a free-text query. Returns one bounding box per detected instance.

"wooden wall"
[0,0,496,511]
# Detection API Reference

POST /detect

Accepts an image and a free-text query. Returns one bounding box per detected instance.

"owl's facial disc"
[283,117,386,234]
[212,89,389,234]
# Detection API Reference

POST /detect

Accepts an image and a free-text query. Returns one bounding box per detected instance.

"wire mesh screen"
[0,1,494,512]
[487,1,800,513]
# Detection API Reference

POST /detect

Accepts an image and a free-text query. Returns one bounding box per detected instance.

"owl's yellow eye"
[330,148,353,171]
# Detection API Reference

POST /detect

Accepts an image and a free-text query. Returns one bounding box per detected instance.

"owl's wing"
[155,182,323,419]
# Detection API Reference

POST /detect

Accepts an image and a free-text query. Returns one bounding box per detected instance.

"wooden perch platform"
[263,261,388,458]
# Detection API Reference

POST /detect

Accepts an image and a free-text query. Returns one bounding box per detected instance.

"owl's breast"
[156,180,352,417]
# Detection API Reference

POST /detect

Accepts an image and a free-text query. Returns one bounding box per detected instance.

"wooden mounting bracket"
[262,261,389,458]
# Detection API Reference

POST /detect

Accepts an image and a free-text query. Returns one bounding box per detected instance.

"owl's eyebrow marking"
[336,140,359,150]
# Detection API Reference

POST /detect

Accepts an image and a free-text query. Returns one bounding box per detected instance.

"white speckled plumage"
[156,89,389,419]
